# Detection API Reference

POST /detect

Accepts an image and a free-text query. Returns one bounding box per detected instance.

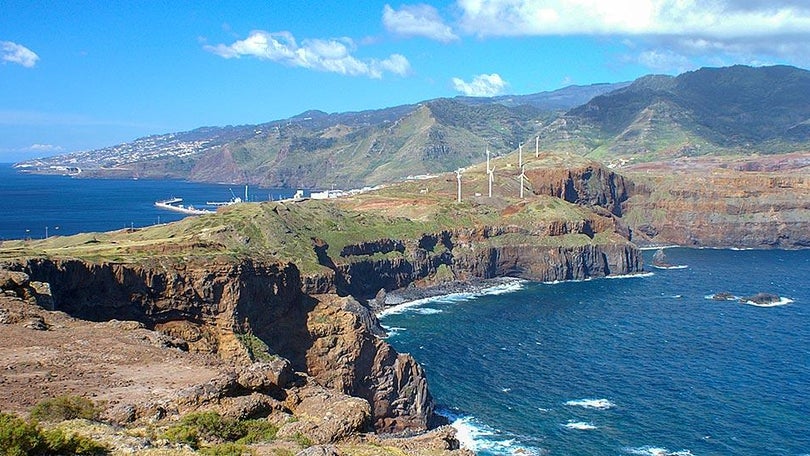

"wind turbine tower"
[535,135,540,158]
[486,148,495,198]
[456,169,463,203]
[520,165,526,199]
[519,142,523,168]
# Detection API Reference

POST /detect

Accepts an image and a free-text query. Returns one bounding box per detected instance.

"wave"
[413,307,443,315]
[380,324,407,337]
[625,446,694,456]
[378,279,526,318]
[565,398,615,410]
[703,294,795,307]
[652,264,688,270]
[442,410,546,456]
[564,421,597,430]
[604,272,655,280]
[742,297,794,307]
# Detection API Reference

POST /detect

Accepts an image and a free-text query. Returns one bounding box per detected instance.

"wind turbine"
[535,135,540,158]
[486,148,495,197]
[520,165,526,199]
[518,142,523,168]
[456,168,463,203]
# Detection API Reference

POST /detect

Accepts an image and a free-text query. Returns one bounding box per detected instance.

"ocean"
[0,163,297,240]
[2,164,808,455]
[380,248,810,455]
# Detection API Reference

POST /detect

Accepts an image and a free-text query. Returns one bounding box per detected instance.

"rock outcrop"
[623,155,810,248]
[8,258,440,435]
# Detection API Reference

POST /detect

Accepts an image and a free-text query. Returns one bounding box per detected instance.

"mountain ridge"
[16,65,810,188]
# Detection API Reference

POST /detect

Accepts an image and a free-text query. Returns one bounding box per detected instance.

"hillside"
[13,83,625,188]
[548,65,810,163]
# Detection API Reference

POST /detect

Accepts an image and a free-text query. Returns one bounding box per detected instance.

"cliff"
[621,153,810,248]
[0,156,647,449]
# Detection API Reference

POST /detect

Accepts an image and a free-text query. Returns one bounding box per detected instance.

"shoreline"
[376,277,526,318]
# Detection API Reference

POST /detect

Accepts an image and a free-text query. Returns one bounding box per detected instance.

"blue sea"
[0,163,297,240]
[381,248,810,456]
[2,164,808,455]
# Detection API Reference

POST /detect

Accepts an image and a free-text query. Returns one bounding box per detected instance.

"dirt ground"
[0,294,225,416]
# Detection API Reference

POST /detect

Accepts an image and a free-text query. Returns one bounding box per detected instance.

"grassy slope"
[0,152,625,275]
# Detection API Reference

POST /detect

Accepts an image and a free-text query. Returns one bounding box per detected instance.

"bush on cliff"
[30,395,102,422]
[0,412,108,455]
[163,411,278,449]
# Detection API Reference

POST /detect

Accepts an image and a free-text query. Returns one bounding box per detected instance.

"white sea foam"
[639,245,681,251]
[625,446,694,456]
[742,297,794,307]
[605,272,655,279]
[703,294,795,307]
[564,421,597,430]
[445,411,546,456]
[380,325,407,337]
[377,279,526,318]
[414,307,443,315]
[652,264,688,270]
[565,398,615,410]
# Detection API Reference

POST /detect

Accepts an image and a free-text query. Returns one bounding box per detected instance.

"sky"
[2,0,810,162]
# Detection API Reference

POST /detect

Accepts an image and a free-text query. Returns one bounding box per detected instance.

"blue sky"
[2,0,810,161]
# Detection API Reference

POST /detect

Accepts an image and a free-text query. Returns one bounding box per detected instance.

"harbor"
[154,197,213,215]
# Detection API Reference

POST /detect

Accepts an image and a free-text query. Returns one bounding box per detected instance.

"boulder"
[280,385,371,444]
[28,281,55,310]
[0,270,29,290]
[740,292,781,305]
[236,359,293,392]
[296,445,341,456]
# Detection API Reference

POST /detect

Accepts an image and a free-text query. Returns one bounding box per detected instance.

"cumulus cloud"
[204,31,410,78]
[28,144,64,152]
[455,0,810,67]
[452,73,508,96]
[383,4,459,42]
[456,0,810,37]
[1,41,39,68]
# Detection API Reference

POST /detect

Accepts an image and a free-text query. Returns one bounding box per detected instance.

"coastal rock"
[711,292,736,301]
[280,385,372,444]
[740,292,781,305]
[15,258,441,434]
[296,445,341,456]
[236,359,293,392]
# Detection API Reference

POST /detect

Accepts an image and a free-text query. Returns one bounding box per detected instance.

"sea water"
[0,164,297,240]
[380,248,810,456]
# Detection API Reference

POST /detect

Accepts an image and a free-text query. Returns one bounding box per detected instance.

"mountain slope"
[551,65,810,161]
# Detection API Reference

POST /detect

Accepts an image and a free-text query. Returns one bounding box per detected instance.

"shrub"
[237,419,278,444]
[0,412,108,455]
[200,442,254,456]
[0,413,42,456]
[30,395,101,422]
[164,411,279,450]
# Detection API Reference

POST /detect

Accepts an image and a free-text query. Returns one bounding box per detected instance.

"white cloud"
[1,41,39,68]
[204,31,410,78]
[383,4,459,42]
[455,0,810,37]
[454,1,810,70]
[452,73,508,96]
[28,144,64,152]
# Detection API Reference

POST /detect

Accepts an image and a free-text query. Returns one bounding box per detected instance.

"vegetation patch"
[163,411,279,450]
[0,412,108,456]
[30,395,102,422]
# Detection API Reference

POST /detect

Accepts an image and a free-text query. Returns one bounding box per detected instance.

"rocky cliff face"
[622,155,810,248]
[12,257,439,434]
[526,163,633,216]
[304,226,643,300]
